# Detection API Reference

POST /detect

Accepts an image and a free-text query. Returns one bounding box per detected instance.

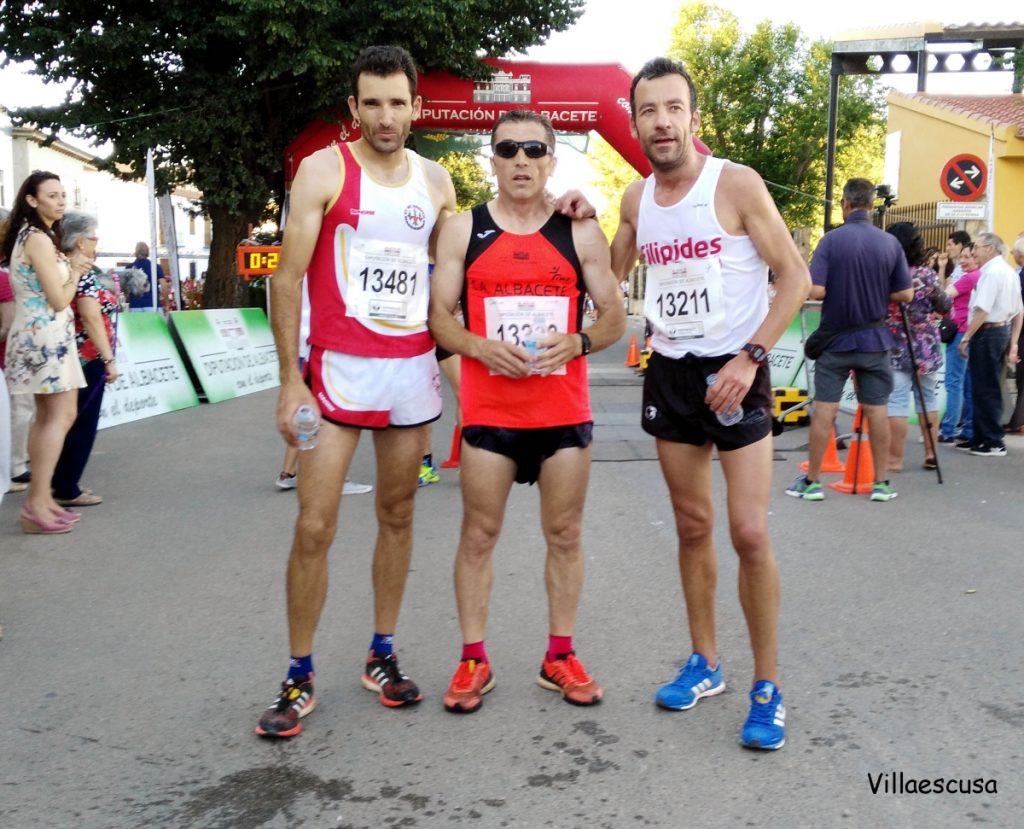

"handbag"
[938,317,957,345]
[804,319,886,360]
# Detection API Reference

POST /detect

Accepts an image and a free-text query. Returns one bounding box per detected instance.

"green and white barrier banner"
[98,312,200,430]
[169,308,279,404]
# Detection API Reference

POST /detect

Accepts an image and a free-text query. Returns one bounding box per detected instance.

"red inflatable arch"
[285,59,710,184]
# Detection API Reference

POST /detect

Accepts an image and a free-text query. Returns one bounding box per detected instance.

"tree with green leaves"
[666,2,885,232]
[0,1,583,307]
[436,151,495,212]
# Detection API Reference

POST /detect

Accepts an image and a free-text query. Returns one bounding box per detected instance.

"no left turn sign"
[940,154,987,202]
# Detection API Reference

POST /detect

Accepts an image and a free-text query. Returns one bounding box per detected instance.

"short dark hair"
[948,230,971,247]
[842,178,875,209]
[351,45,418,102]
[0,170,62,268]
[491,110,556,149]
[886,221,925,267]
[629,58,698,117]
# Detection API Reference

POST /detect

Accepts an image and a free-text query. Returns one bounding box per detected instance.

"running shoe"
[443,658,495,713]
[418,463,440,487]
[740,680,786,750]
[254,674,315,738]
[343,478,373,495]
[537,651,603,706]
[785,475,824,501]
[275,472,297,490]
[655,652,725,710]
[969,443,1007,457]
[361,652,423,707]
[954,439,976,451]
[870,481,898,502]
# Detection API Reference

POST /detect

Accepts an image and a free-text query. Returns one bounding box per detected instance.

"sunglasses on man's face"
[492,140,552,160]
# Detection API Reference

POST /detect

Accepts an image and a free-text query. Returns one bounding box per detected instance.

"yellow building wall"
[887,96,1024,248]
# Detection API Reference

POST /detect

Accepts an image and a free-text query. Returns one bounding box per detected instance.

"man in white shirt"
[957,232,1024,456]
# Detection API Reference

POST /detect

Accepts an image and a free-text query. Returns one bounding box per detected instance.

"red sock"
[547,635,573,661]
[461,640,487,662]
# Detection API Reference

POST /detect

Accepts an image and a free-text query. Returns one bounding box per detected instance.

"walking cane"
[898,303,943,484]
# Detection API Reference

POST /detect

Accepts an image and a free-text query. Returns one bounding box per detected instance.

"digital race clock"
[236,245,281,277]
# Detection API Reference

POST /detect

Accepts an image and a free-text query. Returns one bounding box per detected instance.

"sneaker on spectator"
[343,479,373,495]
[785,475,824,501]
[870,481,898,502]
[275,472,297,490]
[954,439,976,451]
[655,652,725,710]
[740,680,786,750]
[7,470,30,493]
[969,444,1007,457]
[418,463,440,487]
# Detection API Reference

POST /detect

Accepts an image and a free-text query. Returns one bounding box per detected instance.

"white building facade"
[0,107,209,278]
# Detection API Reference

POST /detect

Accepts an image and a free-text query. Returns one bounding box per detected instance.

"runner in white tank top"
[611,58,811,752]
[636,155,768,358]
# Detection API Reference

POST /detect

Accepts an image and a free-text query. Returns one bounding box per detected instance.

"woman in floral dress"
[883,222,951,472]
[1,172,91,533]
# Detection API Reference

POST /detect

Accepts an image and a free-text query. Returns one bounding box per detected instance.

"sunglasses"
[492,140,552,160]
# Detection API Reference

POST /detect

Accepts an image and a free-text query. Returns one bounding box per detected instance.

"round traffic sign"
[940,154,987,202]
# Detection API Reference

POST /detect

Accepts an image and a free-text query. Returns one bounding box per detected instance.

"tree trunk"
[203,206,251,309]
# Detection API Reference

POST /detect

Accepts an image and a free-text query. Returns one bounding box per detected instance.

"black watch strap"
[578,331,592,356]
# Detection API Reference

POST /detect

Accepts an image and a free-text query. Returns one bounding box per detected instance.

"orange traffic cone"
[829,407,874,494]
[799,427,845,474]
[440,424,462,469]
[625,334,640,367]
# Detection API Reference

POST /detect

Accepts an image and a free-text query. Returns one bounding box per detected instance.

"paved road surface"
[2,318,1020,827]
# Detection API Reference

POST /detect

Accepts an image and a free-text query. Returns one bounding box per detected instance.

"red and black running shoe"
[361,652,423,707]
[254,674,315,738]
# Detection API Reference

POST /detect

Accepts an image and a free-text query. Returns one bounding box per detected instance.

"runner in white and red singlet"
[256,45,457,739]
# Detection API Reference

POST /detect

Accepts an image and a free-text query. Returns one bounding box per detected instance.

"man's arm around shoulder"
[532,219,625,375]
[610,180,643,280]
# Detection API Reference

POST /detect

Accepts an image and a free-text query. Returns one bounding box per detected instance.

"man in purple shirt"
[787,178,913,502]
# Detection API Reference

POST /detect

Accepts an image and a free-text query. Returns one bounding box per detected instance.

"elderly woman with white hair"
[52,211,119,507]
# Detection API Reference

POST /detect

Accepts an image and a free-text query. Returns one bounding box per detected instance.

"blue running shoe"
[740,680,786,750]
[655,653,724,710]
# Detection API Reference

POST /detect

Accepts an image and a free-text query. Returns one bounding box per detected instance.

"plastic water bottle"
[294,404,320,451]
[706,374,743,426]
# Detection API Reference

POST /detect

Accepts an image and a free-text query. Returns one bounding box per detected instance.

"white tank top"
[637,156,768,358]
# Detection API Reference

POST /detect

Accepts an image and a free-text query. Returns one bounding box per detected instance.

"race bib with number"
[345,239,429,324]
[483,296,569,376]
[644,258,727,341]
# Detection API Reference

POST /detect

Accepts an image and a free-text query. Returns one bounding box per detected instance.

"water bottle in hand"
[706,374,743,426]
[293,404,320,451]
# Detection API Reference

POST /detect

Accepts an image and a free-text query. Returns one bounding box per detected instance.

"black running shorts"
[462,423,593,485]
[641,352,773,451]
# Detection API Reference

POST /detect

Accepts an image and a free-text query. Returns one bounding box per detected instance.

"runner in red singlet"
[429,110,626,714]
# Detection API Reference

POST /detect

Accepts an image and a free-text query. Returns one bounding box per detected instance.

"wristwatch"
[741,342,768,366]
[577,332,592,357]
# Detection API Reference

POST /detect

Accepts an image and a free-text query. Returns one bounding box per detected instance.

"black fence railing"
[874,202,955,253]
